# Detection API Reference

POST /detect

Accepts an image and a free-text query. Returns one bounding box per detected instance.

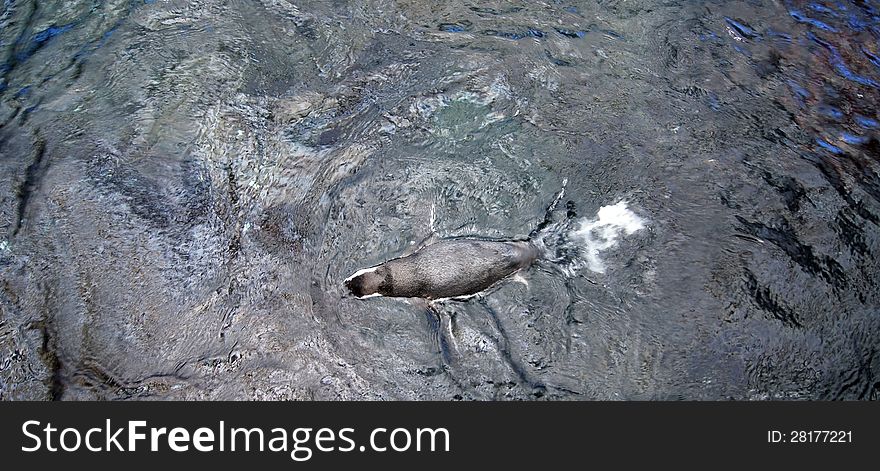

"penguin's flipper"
[408,298,457,365]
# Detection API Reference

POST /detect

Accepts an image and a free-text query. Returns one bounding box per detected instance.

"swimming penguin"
[344,239,539,300]
[344,181,569,301]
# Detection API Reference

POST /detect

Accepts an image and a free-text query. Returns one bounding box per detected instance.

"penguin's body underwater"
[344,238,539,300]
[344,181,569,301]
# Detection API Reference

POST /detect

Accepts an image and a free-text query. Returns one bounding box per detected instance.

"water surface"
[0,0,878,400]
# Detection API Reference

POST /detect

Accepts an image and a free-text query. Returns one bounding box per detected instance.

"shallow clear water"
[0,0,878,400]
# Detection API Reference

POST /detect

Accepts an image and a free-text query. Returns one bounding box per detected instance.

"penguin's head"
[344,266,392,298]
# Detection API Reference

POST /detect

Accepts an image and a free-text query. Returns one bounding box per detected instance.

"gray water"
[0,0,878,400]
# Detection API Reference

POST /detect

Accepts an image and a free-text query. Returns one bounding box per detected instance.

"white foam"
[343,265,380,283]
[431,292,480,303]
[569,201,646,273]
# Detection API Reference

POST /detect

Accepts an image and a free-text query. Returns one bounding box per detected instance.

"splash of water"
[567,201,646,273]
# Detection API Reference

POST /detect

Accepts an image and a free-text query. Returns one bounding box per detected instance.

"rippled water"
[0,0,878,400]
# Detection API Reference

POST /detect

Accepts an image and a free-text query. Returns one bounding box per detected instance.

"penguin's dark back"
[382,239,537,299]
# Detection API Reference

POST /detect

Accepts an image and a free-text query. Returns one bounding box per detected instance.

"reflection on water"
[0,0,877,400]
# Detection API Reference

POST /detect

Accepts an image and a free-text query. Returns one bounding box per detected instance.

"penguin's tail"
[527,178,577,262]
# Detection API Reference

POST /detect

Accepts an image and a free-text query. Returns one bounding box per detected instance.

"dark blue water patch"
[564,6,578,14]
[857,0,880,16]
[821,81,842,99]
[847,0,880,29]
[544,49,571,67]
[19,104,39,123]
[33,24,74,44]
[724,17,761,39]
[439,24,464,32]
[789,9,839,31]
[818,104,845,119]
[855,115,879,128]
[698,30,723,43]
[808,32,880,88]
[73,24,119,61]
[831,59,879,88]
[0,0,140,99]
[103,25,117,40]
[482,30,526,40]
[787,79,811,107]
[733,44,752,57]
[816,138,845,154]
[144,0,157,4]
[766,29,793,42]
[14,86,30,98]
[6,22,77,69]
[840,132,869,145]
[863,47,880,68]
[555,28,585,38]
[847,13,871,31]
[480,28,547,40]
[707,91,721,111]
[438,22,470,33]
[808,3,839,16]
